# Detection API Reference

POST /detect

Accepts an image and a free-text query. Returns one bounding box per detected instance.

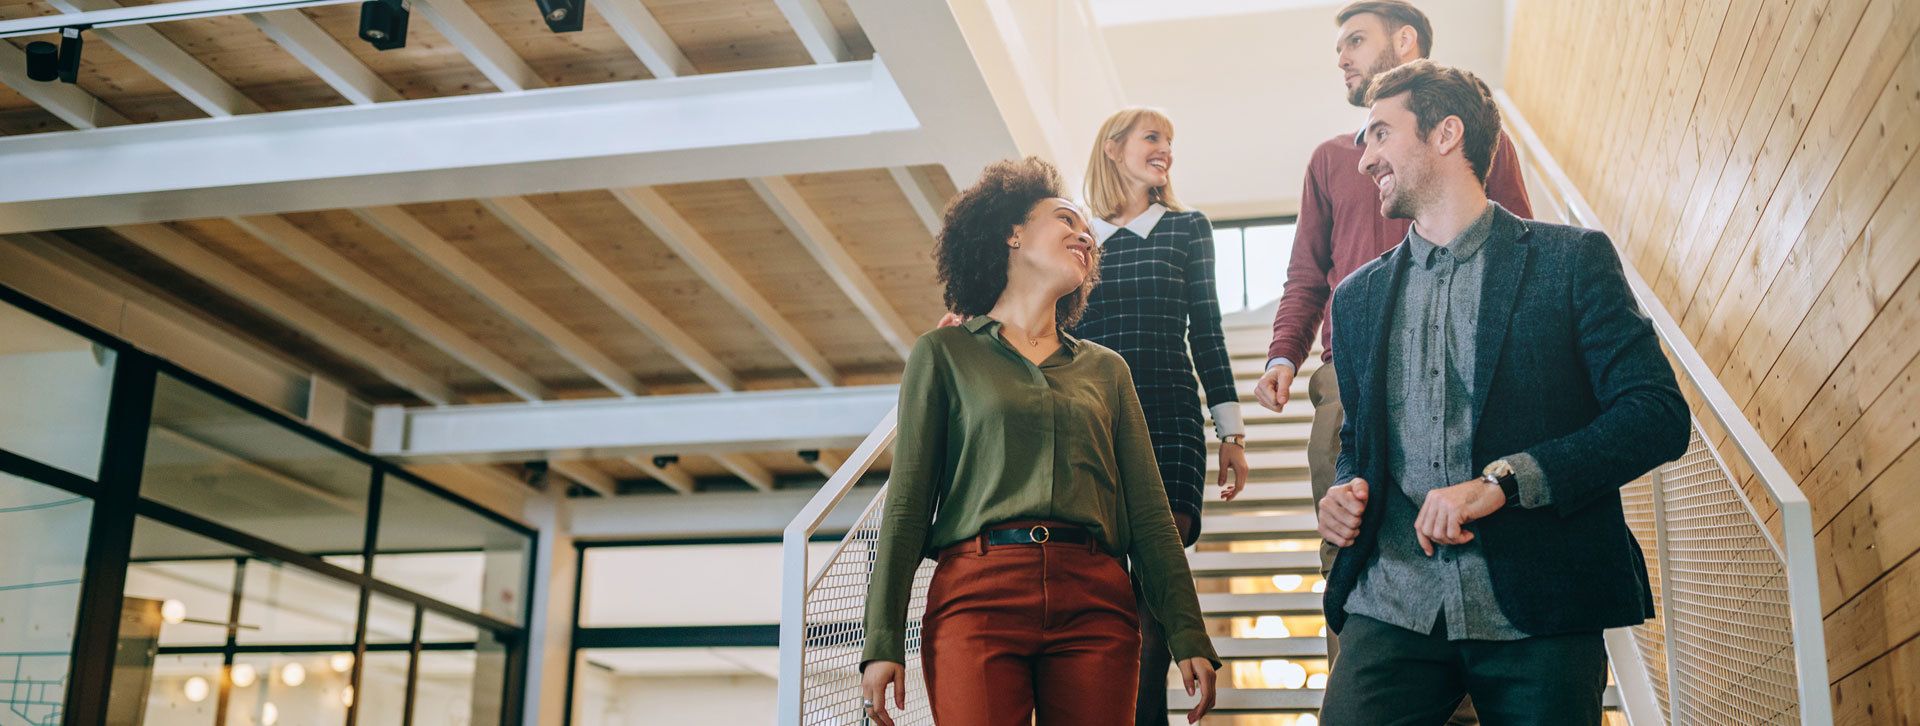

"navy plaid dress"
[1074,207,1238,543]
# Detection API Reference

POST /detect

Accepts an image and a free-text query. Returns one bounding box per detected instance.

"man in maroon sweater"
[1250,4,1531,722]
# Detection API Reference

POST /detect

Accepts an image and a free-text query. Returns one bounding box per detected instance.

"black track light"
[358,0,409,51]
[652,455,679,468]
[22,27,84,84]
[797,449,821,463]
[534,0,584,32]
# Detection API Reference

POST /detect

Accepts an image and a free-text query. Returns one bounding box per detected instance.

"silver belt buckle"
[1029,525,1051,544]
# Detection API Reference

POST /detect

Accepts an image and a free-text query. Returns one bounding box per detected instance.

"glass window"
[375,476,530,624]
[237,560,360,647]
[579,543,837,627]
[125,517,243,648]
[571,647,780,726]
[412,615,507,726]
[142,653,222,725]
[1242,223,1297,309]
[141,374,373,567]
[0,300,116,479]
[0,472,92,720]
[355,650,413,726]
[1213,226,1247,312]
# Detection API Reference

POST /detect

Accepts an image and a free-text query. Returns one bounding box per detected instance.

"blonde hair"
[1084,107,1189,222]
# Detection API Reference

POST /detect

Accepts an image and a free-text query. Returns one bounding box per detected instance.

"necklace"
[1005,323,1056,347]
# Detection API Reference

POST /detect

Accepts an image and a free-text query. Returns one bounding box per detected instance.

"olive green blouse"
[860,315,1220,668]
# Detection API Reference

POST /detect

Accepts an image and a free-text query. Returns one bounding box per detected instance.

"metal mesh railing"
[1650,431,1801,724]
[1619,477,1674,718]
[794,489,937,726]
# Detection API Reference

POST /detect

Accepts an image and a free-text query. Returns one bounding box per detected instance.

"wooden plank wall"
[1506,0,1919,720]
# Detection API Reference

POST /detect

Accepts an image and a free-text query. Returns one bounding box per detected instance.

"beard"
[1378,163,1426,220]
[1347,48,1402,107]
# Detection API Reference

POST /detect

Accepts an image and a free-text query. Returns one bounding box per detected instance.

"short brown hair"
[1366,59,1500,183]
[1336,1,1433,58]
[936,157,1097,327]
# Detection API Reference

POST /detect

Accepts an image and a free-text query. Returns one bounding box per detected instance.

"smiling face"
[1107,120,1173,193]
[1335,12,1411,107]
[1008,197,1097,295]
[1357,93,1437,220]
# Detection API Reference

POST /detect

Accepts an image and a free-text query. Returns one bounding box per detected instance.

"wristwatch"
[1221,434,1246,448]
[1481,459,1520,506]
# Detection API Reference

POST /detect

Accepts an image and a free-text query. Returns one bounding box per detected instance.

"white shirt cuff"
[1266,357,1296,373]
[1210,402,1246,439]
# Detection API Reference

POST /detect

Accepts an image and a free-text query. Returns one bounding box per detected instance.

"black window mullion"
[348,469,384,726]
[62,352,155,726]
[215,557,247,726]
[403,606,424,726]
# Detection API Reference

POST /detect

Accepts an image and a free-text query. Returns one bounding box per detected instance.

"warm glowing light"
[1311,579,1327,593]
[1308,673,1329,689]
[230,664,257,688]
[183,677,209,703]
[330,653,354,673]
[280,663,306,687]
[1317,625,1328,638]
[342,685,355,707]
[161,600,187,625]
[1271,574,1304,591]
[1259,659,1308,689]
[1249,615,1291,638]
[262,703,279,726]
[1299,715,1320,726]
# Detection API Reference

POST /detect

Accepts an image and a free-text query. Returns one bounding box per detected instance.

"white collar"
[1092,203,1168,244]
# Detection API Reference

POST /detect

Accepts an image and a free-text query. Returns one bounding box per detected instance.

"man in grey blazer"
[1313,59,1690,723]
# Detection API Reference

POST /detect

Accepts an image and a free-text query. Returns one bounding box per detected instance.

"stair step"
[1199,592,1323,617]
[1168,686,1624,714]
[1212,636,1329,660]
[1242,401,1314,425]
[1202,481,1314,510]
[1200,513,1319,542]
[1210,449,1309,479]
[1187,550,1322,577]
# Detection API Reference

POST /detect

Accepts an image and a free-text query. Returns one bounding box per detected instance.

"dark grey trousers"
[1319,614,1609,726]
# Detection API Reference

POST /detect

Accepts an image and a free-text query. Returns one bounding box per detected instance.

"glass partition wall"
[0,287,534,726]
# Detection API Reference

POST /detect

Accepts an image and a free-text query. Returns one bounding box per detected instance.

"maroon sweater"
[1267,131,1533,366]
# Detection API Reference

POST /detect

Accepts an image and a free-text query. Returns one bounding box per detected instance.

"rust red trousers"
[921,522,1142,724]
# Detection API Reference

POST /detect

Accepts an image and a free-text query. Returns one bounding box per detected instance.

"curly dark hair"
[936,157,1099,328]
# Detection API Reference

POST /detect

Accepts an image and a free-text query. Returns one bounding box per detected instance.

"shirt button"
[1431,415,1440,423]
[1430,369,1440,377]
[1432,462,1441,469]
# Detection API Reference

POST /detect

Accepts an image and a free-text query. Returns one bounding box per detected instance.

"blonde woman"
[861,158,1219,725]
[1075,107,1248,725]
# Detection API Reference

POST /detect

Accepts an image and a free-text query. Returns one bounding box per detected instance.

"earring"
[1012,242,1022,249]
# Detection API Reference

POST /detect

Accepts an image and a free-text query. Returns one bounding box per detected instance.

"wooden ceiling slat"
[50,0,266,117]
[889,166,945,237]
[355,205,647,397]
[249,8,402,105]
[232,213,552,401]
[770,0,845,64]
[413,0,543,92]
[712,453,774,492]
[637,0,813,74]
[786,168,948,340]
[0,49,128,127]
[614,184,843,387]
[294,2,499,99]
[478,195,743,392]
[812,0,871,61]
[587,0,692,78]
[2,2,199,125]
[107,223,458,404]
[750,175,914,359]
[463,0,654,86]
[628,456,694,494]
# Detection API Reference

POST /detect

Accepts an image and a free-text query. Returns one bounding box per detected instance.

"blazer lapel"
[1471,206,1533,432]
[1363,244,1408,474]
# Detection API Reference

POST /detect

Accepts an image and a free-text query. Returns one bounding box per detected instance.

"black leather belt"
[983,524,1091,546]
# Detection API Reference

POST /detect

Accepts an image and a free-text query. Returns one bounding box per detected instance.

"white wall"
[574,672,778,726]
[1097,0,1511,218]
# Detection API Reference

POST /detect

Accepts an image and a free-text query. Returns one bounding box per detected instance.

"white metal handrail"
[1496,90,1833,726]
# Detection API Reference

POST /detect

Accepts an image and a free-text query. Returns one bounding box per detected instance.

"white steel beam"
[748,176,915,359]
[806,450,845,479]
[371,384,899,463]
[49,0,264,117]
[888,166,944,237]
[414,0,544,93]
[105,224,457,405]
[0,0,357,37]
[628,456,694,495]
[0,60,920,233]
[611,187,840,387]
[355,206,644,397]
[713,453,775,492]
[229,214,549,402]
[477,196,737,393]
[772,0,847,64]
[586,0,694,79]
[249,9,403,105]
[0,51,128,129]
[569,486,881,541]
[550,460,618,498]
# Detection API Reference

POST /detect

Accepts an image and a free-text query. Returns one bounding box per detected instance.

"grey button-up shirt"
[1343,204,1533,641]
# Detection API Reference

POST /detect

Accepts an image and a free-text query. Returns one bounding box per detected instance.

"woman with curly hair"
[1078,107,1247,724]
[859,158,1219,725]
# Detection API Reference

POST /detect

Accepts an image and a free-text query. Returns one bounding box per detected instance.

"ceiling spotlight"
[23,27,85,84]
[652,455,679,468]
[533,0,583,32]
[797,450,821,463]
[161,599,187,625]
[358,0,409,51]
[330,653,354,674]
[230,663,257,688]
[184,677,210,703]
[280,662,306,687]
